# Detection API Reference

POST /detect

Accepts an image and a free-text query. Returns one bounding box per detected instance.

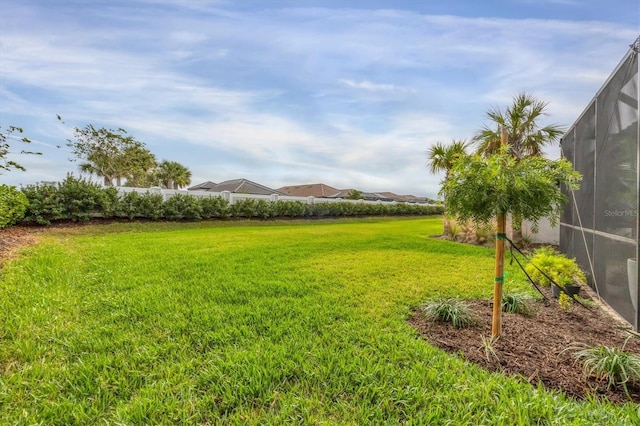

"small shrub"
[558,292,572,310]
[57,174,104,222]
[229,198,259,218]
[21,183,64,225]
[501,293,533,316]
[420,298,474,328]
[137,193,164,220]
[570,338,640,393]
[163,194,203,220]
[0,184,28,228]
[253,199,273,219]
[199,196,229,219]
[272,200,306,218]
[525,247,586,287]
[99,187,121,219]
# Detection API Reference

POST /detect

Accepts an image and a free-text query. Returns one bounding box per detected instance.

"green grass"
[1,217,638,424]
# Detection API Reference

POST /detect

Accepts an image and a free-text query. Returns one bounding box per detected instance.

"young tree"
[473,93,564,244]
[443,147,581,336]
[0,125,41,174]
[156,160,192,189]
[67,124,150,187]
[426,139,469,236]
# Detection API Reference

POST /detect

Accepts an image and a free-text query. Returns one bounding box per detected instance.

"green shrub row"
[10,176,443,226]
[0,184,29,228]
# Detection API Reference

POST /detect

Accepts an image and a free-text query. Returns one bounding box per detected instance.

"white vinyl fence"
[116,187,436,207]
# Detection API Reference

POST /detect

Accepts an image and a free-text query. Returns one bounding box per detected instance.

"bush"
[163,194,203,220]
[137,192,165,220]
[99,187,121,219]
[524,247,586,286]
[199,196,229,219]
[420,298,474,328]
[229,198,262,218]
[0,184,29,228]
[57,175,104,222]
[272,200,306,218]
[21,183,64,225]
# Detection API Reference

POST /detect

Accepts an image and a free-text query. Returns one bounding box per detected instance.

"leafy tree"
[0,125,41,174]
[443,147,580,336]
[344,189,365,200]
[156,160,192,189]
[68,124,150,187]
[473,93,564,244]
[443,149,580,228]
[426,139,469,236]
[121,146,157,187]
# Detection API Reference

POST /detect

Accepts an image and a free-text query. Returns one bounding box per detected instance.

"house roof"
[277,183,341,198]
[188,181,217,191]
[189,178,284,195]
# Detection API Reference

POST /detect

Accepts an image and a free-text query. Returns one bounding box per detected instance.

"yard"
[1,218,638,424]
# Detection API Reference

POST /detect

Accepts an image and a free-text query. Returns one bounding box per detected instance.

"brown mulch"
[0,225,42,267]
[409,287,640,404]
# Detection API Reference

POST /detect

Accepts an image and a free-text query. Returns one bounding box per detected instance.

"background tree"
[0,125,41,174]
[121,146,157,187]
[344,189,365,200]
[68,124,149,187]
[473,92,564,244]
[156,160,192,189]
[427,139,469,236]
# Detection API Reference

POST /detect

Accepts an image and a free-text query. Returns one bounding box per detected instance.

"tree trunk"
[443,216,452,238]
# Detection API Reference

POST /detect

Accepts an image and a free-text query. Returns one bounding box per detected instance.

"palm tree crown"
[427,139,469,180]
[157,160,192,189]
[473,92,564,160]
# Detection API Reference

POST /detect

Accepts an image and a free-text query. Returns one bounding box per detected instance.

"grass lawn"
[1,217,638,424]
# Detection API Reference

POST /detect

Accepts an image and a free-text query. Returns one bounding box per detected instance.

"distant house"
[277,183,341,198]
[188,178,285,195]
[188,181,217,191]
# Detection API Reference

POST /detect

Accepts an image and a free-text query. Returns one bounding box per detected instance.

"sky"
[1,0,638,198]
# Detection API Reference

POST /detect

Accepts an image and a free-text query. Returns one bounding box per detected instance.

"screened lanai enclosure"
[560,36,639,329]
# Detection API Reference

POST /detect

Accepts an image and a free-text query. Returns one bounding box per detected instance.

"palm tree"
[473,92,564,243]
[157,160,192,189]
[474,92,564,160]
[427,139,469,236]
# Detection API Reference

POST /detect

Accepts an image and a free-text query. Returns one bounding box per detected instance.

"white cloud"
[0,1,636,198]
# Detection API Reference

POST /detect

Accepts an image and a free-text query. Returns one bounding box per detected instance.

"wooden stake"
[492,125,509,337]
[492,213,506,337]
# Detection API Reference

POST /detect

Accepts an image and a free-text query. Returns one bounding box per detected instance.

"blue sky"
[1,0,638,197]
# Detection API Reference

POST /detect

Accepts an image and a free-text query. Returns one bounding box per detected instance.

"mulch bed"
[0,225,41,267]
[409,286,640,404]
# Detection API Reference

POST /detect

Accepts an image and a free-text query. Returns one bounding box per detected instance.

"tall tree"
[156,160,192,189]
[427,139,469,237]
[473,92,564,160]
[121,145,157,187]
[67,124,150,187]
[473,92,564,243]
[0,125,41,174]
